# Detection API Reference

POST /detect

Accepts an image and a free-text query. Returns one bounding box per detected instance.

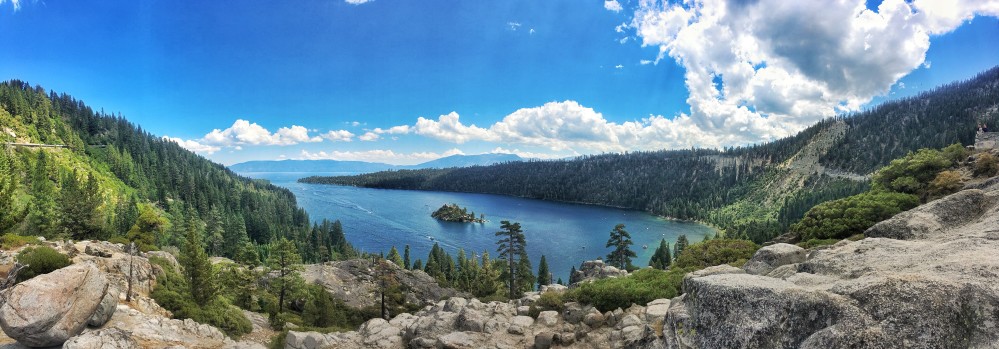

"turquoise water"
[242,172,717,282]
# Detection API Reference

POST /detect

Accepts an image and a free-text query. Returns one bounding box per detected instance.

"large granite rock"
[62,328,138,349]
[0,263,115,347]
[657,187,999,349]
[570,260,627,286]
[742,243,806,275]
[300,259,467,309]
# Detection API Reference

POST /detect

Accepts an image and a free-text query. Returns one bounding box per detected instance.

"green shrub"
[0,233,39,249]
[565,267,695,312]
[529,290,568,317]
[149,255,251,337]
[872,148,952,194]
[673,239,759,269]
[790,191,919,240]
[16,246,71,282]
[927,170,963,198]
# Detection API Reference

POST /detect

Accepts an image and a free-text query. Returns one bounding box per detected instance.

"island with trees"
[431,203,486,223]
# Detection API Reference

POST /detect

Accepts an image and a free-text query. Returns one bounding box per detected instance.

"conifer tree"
[473,251,500,298]
[387,246,404,267]
[180,217,216,304]
[268,237,304,313]
[605,224,636,269]
[495,220,527,298]
[0,150,23,233]
[28,151,58,238]
[673,235,690,261]
[537,255,551,289]
[403,244,411,269]
[649,239,672,270]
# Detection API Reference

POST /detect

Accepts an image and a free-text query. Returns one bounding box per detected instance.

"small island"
[431,203,486,223]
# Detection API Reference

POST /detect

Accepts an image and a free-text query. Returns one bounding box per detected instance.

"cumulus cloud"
[359,132,380,141]
[322,130,355,142]
[623,0,999,146]
[605,0,623,12]
[298,148,465,165]
[405,101,718,152]
[162,136,222,155]
[414,112,495,144]
[200,119,322,146]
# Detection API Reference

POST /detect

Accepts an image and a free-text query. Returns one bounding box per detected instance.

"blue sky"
[1,0,997,165]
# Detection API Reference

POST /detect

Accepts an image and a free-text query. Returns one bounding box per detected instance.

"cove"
[242,172,717,282]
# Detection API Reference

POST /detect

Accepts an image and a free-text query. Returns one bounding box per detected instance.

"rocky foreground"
[1,182,998,348]
[287,182,999,348]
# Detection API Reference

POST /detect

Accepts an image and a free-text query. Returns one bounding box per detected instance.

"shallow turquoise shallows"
[242,172,717,282]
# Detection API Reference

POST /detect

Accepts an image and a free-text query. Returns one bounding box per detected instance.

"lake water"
[241,172,717,282]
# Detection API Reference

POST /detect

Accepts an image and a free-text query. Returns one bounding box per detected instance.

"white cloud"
[615,64,624,69]
[414,112,495,144]
[623,0,999,147]
[200,119,322,146]
[298,148,466,165]
[162,136,222,155]
[322,130,355,142]
[490,147,567,160]
[0,0,20,10]
[372,125,411,135]
[406,101,718,152]
[359,132,380,141]
[344,0,372,5]
[170,119,327,155]
[507,22,522,31]
[640,59,653,65]
[605,0,623,12]
[530,28,536,35]
[274,125,323,144]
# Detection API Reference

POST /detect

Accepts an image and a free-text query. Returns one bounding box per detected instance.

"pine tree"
[473,251,500,298]
[605,224,636,269]
[412,259,423,270]
[403,245,411,269]
[27,151,58,238]
[516,253,535,293]
[268,237,304,313]
[495,220,527,298]
[0,150,24,233]
[569,265,578,284]
[649,239,672,270]
[537,255,551,289]
[674,235,690,261]
[387,246,404,267]
[204,206,225,257]
[180,217,216,304]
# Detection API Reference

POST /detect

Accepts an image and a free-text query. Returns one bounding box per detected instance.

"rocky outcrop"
[658,186,999,349]
[63,328,139,349]
[286,295,665,349]
[741,243,805,275]
[0,262,116,347]
[569,260,627,286]
[300,259,467,309]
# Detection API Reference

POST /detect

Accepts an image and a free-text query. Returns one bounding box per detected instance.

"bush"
[790,191,920,240]
[673,239,760,269]
[0,233,39,249]
[927,170,963,198]
[529,290,568,317]
[565,267,695,312]
[975,153,999,177]
[16,246,71,282]
[149,255,251,337]
[872,148,951,194]
[797,238,840,249]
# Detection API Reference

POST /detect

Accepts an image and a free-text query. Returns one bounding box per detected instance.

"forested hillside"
[0,80,353,262]
[303,66,999,243]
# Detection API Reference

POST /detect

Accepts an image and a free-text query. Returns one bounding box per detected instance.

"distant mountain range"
[228,153,524,173]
